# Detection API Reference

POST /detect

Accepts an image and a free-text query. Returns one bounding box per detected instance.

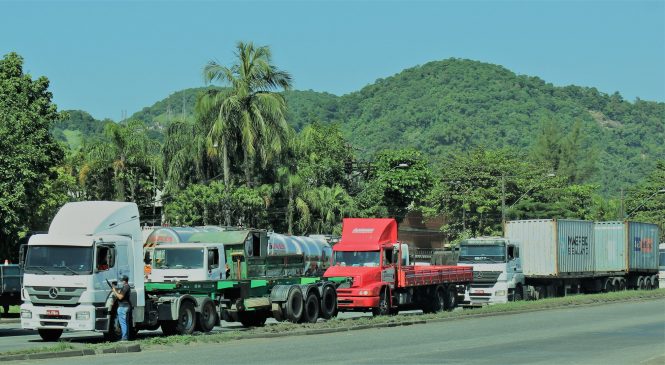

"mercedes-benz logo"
[48,287,59,299]
[476,272,483,279]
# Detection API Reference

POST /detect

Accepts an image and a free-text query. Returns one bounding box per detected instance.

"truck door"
[207,247,223,280]
[381,247,396,284]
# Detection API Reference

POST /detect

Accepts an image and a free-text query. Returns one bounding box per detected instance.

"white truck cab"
[458,237,524,305]
[146,243,227,282]
[20,202,144,341]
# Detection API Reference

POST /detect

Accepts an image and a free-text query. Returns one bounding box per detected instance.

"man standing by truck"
[112,275,131,341]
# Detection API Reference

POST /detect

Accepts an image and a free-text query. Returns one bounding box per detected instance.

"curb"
[230,295,664,341]
[1,295,661,360]
[0,344,140,362]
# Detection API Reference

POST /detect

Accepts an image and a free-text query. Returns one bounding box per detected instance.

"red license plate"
[46,310,60,316]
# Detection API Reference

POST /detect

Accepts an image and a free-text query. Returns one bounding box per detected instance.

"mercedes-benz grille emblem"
[476,272,483,279]
[48,287,59,299]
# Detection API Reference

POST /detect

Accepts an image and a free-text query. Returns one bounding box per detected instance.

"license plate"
[474,290,485,294]
[46,310,60,316]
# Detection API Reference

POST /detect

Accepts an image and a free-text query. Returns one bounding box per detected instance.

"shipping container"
[593,222,627,273]
[627,221,659,272]
[505,219,594,278]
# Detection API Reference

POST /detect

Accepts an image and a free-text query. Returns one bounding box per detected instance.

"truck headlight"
[359,290,370,295]
[21,310,32,319]
[495,290,506,297]
[76,311,90,320]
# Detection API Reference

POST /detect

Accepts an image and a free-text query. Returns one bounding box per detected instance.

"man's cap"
[120,275,129,282]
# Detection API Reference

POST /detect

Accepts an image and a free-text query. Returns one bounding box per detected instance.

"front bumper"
[464,283,509,306]
[20,303,97,331]
[336,295,380,311]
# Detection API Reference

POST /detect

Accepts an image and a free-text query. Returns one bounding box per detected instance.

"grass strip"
[2,289,663,356]
[0,342,74,356]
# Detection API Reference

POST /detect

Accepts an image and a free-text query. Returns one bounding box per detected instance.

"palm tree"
[305,185,356,234]
[163,92,222,193]
[203,41,293,187]
[274,166,311,234]
[83,120,160,202]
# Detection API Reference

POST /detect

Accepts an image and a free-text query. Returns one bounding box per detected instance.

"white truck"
[458,237,524,304]
[20,201,145,341]
[461,219,660,306]
[146,242,226,283]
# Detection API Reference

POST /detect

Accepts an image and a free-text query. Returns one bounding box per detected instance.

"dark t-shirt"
[118,283,131,307]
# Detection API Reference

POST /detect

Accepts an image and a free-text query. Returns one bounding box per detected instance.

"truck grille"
[472,271,502,283]
[25,286,85,306]
[39,314,72,320]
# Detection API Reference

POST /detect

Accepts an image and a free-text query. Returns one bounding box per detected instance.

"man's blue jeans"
[117,306,130,340]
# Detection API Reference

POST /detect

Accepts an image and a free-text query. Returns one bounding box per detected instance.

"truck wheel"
[239,311,267,327]
[645,278,653,290]
[196,301,217,332]
[301,292,320,323]
[372,289,390,316]
[444,286,457,311]
[175,301,196,335]
[285,286,304,323]
[320,285,337,320]
[511,285,523,301]
[432,286,445,312]
[38,329,63,342]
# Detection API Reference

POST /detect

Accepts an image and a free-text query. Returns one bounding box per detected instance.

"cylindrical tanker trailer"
[267,232,333,275]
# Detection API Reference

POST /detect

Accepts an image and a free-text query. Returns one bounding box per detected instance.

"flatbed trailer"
[139,231,341,334]
[325,218,472,315]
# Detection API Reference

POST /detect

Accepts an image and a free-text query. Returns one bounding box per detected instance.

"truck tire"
[196,301,217,332]
[511,285,523,301]
[301,292,320,323]
[444,286,457,311]
[636,276,644,290]
[38,328,63,342]
[320,285,337,320]
[645,278,653,290]
[432,286,445,312]
[285,286,304,323]
[372,288,390,316]
[175,301,196,335]
[239,311,267,327]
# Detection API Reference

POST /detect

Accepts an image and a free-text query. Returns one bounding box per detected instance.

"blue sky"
[1,0,663,120]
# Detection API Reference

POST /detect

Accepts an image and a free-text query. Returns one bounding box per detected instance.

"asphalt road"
[0,310,372,353]
[5,299,665,365]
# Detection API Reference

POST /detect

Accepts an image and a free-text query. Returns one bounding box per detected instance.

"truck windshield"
[25,246,93,274]
[153,248,204,269]
[659,251,665,267]
[334,251,380,267]
[458,243,506,263]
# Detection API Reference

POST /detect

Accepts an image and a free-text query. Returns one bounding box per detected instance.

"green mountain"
[52,110,114,150]
[59,58,665,193]
[331,59,664,193]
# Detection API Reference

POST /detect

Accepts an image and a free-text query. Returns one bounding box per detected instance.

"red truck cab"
[324,218,472,316]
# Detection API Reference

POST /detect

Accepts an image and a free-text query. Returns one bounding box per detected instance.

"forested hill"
[330,59,665,192]
[60,58,665,193]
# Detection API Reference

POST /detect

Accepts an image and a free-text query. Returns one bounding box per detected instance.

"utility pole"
[501,174,506,223]
[620,188,624,220]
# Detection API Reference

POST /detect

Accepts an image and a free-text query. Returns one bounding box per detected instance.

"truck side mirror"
[18,244,27,269]
[507,245,516,261]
